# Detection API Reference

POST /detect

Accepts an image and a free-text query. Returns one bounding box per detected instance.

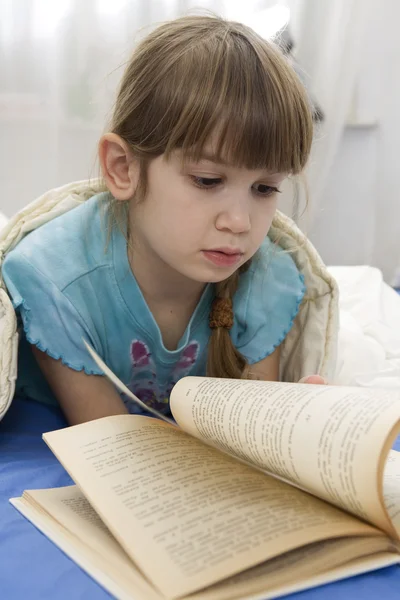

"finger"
[299,375,327,385]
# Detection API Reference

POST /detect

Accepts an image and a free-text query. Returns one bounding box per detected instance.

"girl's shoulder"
[3,193,110,290]
[231,236,305,363]
[2,193,113,379]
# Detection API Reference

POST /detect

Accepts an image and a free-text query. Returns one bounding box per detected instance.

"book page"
[21,486,161,600]
[383,450,400,535]
[170,378,400,535]
[12,487,400,600]
[44,415,380,599]
[201,537,400,600]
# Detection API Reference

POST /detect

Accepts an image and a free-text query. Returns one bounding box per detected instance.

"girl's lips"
[202,250,243,267]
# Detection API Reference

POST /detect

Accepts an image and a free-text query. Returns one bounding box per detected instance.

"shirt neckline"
[111,221,213,361]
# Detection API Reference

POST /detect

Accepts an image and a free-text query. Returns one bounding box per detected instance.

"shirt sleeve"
[231,240,306,364]
[2,248,104,375]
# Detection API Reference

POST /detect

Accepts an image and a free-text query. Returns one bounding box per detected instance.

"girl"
[1,15,336,425]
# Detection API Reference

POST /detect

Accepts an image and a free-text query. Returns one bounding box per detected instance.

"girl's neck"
[127,240,206,309]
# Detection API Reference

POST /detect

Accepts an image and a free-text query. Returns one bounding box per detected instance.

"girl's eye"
[252,183,281,197]
[191,176,222,189]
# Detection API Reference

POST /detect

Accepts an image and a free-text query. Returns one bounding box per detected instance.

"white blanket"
[0,214,8,230]
[329,266,400,387]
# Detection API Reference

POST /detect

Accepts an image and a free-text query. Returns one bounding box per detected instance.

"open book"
[10,347,400,600]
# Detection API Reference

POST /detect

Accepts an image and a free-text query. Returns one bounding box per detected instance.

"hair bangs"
[160,25,313,175]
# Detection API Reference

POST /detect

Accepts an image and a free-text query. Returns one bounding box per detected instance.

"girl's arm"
[246,347,326,384]
[246,347,281,381]
[32,346,128,426]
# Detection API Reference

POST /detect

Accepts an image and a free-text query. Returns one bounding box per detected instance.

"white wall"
[310,125,378,266]
[0,119,100,214]
[307,1,400,283]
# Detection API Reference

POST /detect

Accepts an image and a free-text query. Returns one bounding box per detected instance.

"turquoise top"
[3,193,305,415]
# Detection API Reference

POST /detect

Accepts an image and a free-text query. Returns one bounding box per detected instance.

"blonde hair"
[107,14,313,378]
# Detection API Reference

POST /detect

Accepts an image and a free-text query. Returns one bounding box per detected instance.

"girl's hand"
[298,375,327,385]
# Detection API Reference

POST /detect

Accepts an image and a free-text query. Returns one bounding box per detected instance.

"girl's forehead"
[170,148,287,178]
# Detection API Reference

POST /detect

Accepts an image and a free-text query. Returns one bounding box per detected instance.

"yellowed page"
[201,538,400,600]
[11,486,400,600]
[170,377,400,534]
[83,340,175,425]
[383,450,400,535]
[44,415,380,599]
[11,494,158,600]
[16,486,161,600]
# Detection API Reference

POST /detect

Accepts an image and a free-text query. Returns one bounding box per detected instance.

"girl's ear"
[98,133,139,201]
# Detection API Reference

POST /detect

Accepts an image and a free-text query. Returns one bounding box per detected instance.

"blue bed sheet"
[1,397,400,600]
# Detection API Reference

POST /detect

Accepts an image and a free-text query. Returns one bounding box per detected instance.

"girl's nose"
[215,196,251,234]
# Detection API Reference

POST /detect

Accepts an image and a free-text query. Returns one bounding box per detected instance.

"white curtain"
[0,0,370,221]
[287,0,400,284]
[284,0,374,229]
[0,0,283,217]
[3,0,396,280]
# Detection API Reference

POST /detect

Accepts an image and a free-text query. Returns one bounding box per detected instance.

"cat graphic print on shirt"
[124,339,200,415]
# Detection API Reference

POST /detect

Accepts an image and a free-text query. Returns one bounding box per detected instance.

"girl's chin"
[190,266,242,284]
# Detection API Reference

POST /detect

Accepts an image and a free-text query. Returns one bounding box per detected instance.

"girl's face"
[129,149,286,284]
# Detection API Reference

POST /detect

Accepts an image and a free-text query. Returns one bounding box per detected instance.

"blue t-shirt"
[3,193,305,415]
